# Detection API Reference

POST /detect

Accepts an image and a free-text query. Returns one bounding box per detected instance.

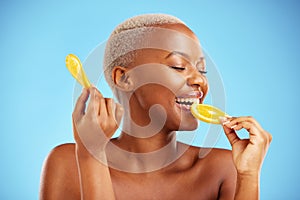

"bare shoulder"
[203,147,234,164]
[183,144,237,181]
[42,143,77,173]
[40,143,80,200]
[176,143,235,173]
[46,143,76,160]
[196,146,235,173]
[174,144,237,198]
[197,148,237,198]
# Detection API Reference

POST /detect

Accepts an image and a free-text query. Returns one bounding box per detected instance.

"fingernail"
[231,124,237,129]
[219,116,226,122]
[222,120,230,125]
[219,116,229,124]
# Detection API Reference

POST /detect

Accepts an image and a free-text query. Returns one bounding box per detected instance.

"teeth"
[176,97,200,105]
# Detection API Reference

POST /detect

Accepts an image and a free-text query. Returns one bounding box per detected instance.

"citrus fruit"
[65,54,91,88]
[190,103,229,124]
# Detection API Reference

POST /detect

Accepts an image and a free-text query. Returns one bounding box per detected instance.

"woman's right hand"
[72,86,124,159]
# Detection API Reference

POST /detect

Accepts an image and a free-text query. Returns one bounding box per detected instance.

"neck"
[106,129,179,173]
[106,95,181,172]
[116,130,176,153]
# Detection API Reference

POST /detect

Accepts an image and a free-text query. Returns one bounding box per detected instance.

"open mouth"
[175,91,203,111]
[175,97,200,111]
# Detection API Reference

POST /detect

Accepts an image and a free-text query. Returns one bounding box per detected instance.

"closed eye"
[199,70,207,75]
[170,66,185,71]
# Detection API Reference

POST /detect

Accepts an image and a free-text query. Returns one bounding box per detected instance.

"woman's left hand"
[221,116,272,176]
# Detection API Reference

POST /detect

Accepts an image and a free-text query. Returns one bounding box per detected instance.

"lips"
[175,91,203,111]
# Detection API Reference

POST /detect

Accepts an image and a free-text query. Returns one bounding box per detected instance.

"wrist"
[237,168,260,177]
[237,166,261,177]
[237,172,260,186]
[235,173,260,200]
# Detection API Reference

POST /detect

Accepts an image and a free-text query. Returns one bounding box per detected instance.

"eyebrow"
[165,51,205,62]
[165,51,190,60]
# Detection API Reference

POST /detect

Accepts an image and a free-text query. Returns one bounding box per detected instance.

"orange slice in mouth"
[190,103,230,124]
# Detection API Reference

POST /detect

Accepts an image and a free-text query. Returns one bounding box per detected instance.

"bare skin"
[40,143,236,200]
[40,23,272,200]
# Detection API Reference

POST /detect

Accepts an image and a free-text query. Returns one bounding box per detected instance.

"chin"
[176,120,198,131]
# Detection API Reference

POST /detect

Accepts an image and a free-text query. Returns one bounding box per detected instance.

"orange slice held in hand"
[65,54,91,88]
[190,103,231,124]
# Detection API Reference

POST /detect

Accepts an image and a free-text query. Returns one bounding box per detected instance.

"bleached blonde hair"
[103,13,186,87]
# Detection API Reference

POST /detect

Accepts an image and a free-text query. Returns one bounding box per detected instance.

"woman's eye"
[199,70,208,75]
[170,66,185,71]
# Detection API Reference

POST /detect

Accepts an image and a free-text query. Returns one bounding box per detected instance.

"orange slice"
[65,54,91,88]
[190,103,229,124]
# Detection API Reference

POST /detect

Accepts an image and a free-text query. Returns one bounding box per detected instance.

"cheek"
[135,84,174,107]
[130,64,186,95]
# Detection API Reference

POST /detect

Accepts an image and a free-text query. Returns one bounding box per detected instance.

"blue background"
[1,0,299,199]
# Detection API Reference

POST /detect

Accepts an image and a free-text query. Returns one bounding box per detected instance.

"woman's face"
[123,24,208,131]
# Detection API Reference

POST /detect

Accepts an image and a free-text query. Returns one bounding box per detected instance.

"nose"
[186,69,208,91]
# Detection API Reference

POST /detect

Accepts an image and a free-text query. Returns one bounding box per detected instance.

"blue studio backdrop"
[0,0,299,199]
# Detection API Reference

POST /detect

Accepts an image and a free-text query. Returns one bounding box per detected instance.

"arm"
[76,149,115,200]
[73,87,123,200]
[220,116,272,200]
[40,87,123,200]
[235,173,259,199]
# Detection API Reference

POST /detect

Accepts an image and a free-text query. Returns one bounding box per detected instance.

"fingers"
[225,117,264,137]
[227,116,263,131]
[73,88,89,121]
[105,98,114,117]
[86,87,102,117]
[73,85,124,132]
[230,121,258,134]
[115,103,124,126]
[99,98,108,120]
[221,116,272,145]
[222,123,241,146]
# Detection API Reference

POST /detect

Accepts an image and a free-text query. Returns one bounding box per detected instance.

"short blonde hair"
[103,13,185,87]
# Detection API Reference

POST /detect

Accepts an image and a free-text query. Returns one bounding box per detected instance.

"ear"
[112,66,133,91]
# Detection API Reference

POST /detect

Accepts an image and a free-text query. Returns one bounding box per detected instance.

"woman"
[40,14,272,200]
